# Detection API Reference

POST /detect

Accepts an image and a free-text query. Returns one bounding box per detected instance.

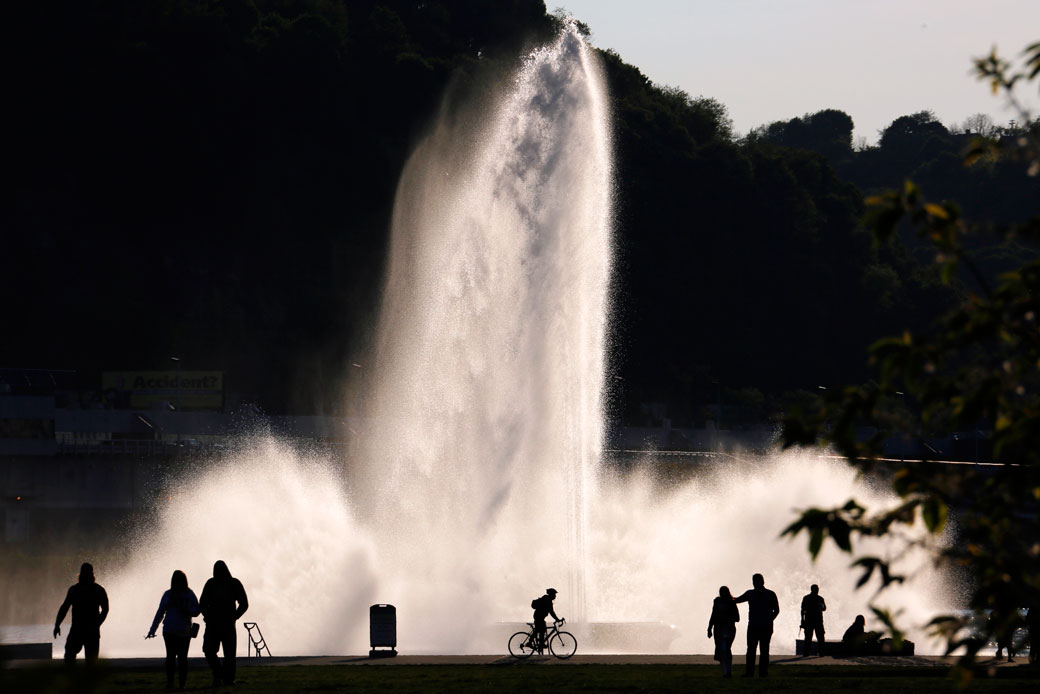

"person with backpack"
[146,570,201,691]
[531,588,562,653]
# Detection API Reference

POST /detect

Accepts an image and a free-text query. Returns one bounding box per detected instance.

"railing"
[55,438,353,458]
[57,440,181,457]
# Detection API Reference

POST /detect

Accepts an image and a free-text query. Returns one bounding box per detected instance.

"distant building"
[0,368,356,544]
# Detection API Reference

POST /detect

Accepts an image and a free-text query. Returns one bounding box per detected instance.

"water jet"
[102,23,956,657]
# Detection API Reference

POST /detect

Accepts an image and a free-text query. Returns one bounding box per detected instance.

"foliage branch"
[780,40,1040,672]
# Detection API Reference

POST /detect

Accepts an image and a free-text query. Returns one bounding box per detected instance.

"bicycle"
[508,619,577,659]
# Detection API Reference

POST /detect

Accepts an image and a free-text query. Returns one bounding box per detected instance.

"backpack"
[532,595,552,612]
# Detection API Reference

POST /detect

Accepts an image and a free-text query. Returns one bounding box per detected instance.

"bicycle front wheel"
[508,631,535,659]
[549,631,577,659]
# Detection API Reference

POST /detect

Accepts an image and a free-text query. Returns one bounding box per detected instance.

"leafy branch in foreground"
[781,40,1040,675]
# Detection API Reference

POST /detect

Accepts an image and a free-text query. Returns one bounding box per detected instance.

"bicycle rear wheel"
[549,631,577,659]
[508,631,535,659]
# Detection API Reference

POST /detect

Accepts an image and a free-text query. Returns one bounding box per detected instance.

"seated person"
[842,615,881,654]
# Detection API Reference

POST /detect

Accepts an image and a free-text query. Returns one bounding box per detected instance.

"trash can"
[369,604,397,657]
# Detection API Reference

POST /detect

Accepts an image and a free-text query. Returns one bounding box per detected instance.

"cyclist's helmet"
[546,588,558,596]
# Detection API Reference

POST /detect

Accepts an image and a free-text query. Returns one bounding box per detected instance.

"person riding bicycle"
[531,588,562,652]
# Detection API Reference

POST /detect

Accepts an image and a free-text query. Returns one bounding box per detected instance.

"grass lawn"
[2,662,1038,693]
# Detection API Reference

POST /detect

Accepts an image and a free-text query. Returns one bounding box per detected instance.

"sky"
[556,0,1040,145]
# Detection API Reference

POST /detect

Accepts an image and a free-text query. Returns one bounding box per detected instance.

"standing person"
[733,573,780,677]
[146,570,200,691]
[991,600,1022,663]
[531,588,562,654]
[707,586,740,677]
[199,560,248,687]
[800,584,827,656]
[54,562,110,665]
[1026,605,1039,665]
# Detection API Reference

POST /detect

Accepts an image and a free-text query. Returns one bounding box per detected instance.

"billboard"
[101,371,223,411]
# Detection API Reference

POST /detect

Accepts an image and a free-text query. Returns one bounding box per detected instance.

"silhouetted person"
[841,615,880,654]
[531,588,561,653]
[147,570,201,690]
[800,583,826,656]
[199,560,248,686]
[991,600,1022,663]
[1026,605,1039,665]
[733,573,779,677]
[54,562,110,665]
[707,586,740,677]
[990,607,1023,661]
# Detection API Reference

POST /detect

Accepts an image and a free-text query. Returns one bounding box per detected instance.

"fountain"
[102,23,956,657]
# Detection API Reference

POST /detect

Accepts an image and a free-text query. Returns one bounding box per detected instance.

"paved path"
[84,653,991,668]
[12,653,1033,669]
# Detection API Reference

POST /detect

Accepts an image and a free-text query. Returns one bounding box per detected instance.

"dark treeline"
[5,0,1038,424]
[7,0,557,411]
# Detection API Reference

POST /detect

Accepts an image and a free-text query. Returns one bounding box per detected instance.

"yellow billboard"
[102,371,223,410]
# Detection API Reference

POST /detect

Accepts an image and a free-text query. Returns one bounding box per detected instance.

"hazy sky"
[557,0,1040,144]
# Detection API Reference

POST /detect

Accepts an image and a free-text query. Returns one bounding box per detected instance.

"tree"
[2,0,558,412]
[960,113,998,138]
[754,109,855,164]
[781,39,1040,676]
[878,110,949,150]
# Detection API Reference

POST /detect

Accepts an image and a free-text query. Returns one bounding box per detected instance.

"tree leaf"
[924,203,949,220]
[921,497,948,533]
[808,528,824,559]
